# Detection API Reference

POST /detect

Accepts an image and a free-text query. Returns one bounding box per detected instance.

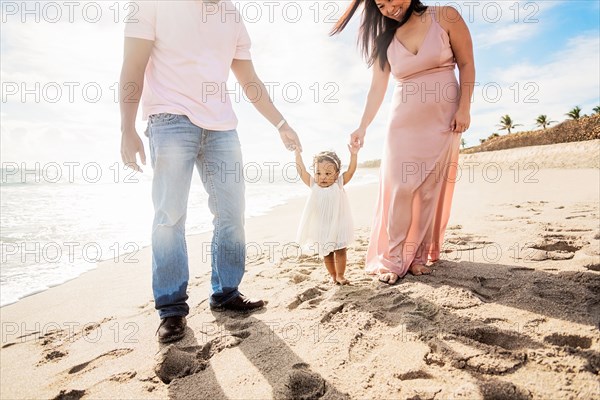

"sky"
[1,0,599,168]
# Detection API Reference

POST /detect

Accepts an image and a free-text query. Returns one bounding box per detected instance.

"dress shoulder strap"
[428,6,441,27]
[428,5,436,14]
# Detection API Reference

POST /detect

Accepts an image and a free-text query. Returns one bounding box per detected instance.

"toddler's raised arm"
[295,149,311,186]
[342,142,360,185]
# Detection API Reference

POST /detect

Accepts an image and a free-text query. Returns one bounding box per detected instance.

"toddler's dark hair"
[313,151,341,173]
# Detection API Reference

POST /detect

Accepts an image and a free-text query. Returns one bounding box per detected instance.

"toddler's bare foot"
[335,277,350,285]
[409,264,432,276]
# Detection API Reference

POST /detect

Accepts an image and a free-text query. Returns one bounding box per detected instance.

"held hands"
[349,127,366,148]
[279,123,302,152]
[451,107,471,134]
[348,140,361,155]
[121,130,146,172]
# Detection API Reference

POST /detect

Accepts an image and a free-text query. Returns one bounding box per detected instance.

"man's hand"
[230,59,303,153]
[279,124,302,152]
[120,37,152,173]
[121,130,146,172]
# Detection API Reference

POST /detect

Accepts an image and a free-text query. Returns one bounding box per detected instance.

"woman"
[332,0,475,284]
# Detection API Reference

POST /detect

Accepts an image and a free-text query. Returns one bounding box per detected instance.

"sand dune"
[1,142,599,399]
[459,139,600,169]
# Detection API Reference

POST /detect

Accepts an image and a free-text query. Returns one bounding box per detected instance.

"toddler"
[295,144,359,284]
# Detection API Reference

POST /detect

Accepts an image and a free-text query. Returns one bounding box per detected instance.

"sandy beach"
[1,140,599,400]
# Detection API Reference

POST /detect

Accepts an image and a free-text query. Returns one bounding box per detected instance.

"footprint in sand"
[531,280,576,304]
[428,338,519,375]
[461,276,504,302]
[155,330,250,384]
[291,273,311,284]
[425,286,482,310]
[67,348,133,375]
[542,234,586,248]
[0,329,45,348]
[517,236,584,261]
[52,389,86,400]
[445,234,492,253]
[154,346,207,384]
[38,349,68,365]
[566,214,589,220]
[320,303,345,323]
[287,286,325,310]
[543,333,592,349]
[584,263,600,271]
[456,326,538,352]
[479,380,532,400]
[36,317,117,365]
[434,328,533,375]
[363,288,434,324]
[368,289,417,312]
[38,329,70,347]
[394,370,433,380]
[273,363,325,399]
[273,363,350,400]
[108,370,137,382]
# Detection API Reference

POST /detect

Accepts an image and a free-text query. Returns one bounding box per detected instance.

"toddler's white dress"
[296,175,354,257]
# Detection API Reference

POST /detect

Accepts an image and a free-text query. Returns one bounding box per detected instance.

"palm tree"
[535,115,557,129]
[460,138,466,149]
[566,106,582,120]
[593,106,600,115]
[497,115,522,134]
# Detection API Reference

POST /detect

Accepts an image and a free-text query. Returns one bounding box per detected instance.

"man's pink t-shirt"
[124,1,252,131]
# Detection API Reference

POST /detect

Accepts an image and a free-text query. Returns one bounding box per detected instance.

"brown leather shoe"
[156,316,187,343]
[210,295,265,312]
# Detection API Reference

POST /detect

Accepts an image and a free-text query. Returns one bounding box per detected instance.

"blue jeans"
[147,113,246,318]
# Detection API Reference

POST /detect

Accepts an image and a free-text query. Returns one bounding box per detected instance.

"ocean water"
[0,165,378,306]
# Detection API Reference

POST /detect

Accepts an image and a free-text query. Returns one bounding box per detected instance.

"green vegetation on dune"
[463,114,600,154]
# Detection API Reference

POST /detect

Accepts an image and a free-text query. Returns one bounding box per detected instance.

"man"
[119,0,302,343]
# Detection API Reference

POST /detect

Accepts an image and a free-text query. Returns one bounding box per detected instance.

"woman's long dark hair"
[331,0,428,70]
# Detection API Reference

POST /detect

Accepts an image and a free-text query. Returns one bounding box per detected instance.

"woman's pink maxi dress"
[365,7,462,277]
